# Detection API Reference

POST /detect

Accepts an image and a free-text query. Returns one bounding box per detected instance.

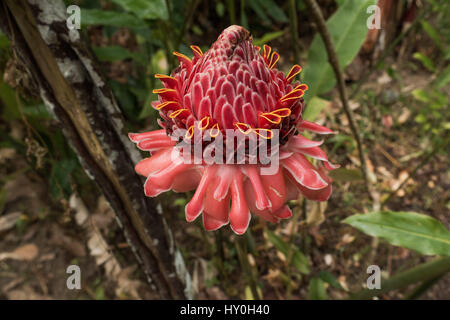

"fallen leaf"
[0,148,16,164]
[377,72,392,84]
[397,108,411,124]
[324,254,333,266]
[70,194,88,226]
[0,211,22,233]
[0,243,38,262]
[306,201,327,227]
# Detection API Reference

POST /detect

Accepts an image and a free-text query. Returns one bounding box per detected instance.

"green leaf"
[256,0,288,23]
[248,0,287,24]
[0,80,20,121]
[302,96,330,122]
[318,271,346,291]
[0,33,9,49]
[253,31,285,47]
[266,230,310,274]
[50,159,77,199]
[413,52,436,72]
[216,2,225,17]
[303,0,377,102]
[109,80,138,120]
[435,65,450,88]
[81,9,147,28]
[412,89,430,103]
[343,211,450,256]
[420,20,443,50]
[110,0,168,20]
[309,277,328,300]
[92,46,134,62]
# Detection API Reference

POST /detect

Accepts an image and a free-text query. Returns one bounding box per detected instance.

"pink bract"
[129,25,338,235]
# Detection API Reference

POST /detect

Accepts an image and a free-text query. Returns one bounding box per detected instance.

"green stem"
[240,0,248,29]
[176,0,199,49]
[288,0,300,65]
[285,203,301,299]
[226,0,236,25]
[235,235,261,299]
[405,275,444,300]
[214,229,227,281]
[349,257,450,300]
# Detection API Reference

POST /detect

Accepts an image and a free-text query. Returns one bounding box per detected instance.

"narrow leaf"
[309,277,328,300]
[266,230,310,274]
[81,9,147,28]
[110,0,168,20]
[343,211,450,256]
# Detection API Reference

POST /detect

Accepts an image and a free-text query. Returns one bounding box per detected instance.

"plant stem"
[288,0,300,65]
[304,0,371,198]
[349,257,450,300]
[235,235,261,299]
[405,274,444,300]
[227,0,236,25]
[240,0,248,29]
[214,229,228,280]
[176,0,199,48]
[285,202,302,299]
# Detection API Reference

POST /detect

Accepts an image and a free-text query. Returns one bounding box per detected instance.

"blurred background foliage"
[0,0,449,300]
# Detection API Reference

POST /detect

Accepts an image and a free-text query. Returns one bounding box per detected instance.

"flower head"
[129,25,338,234]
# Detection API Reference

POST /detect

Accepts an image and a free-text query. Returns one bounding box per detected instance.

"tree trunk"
[0,0,192,299]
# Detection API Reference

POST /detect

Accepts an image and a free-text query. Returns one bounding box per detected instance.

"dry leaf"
[0,243,38,261]
[377,72,392,84]
[0,212,22,233]
[397,108,411,124]
[0,148,16,164]
[69,194,88,226]
[306,201,327,227]
[71,194,142,299]
[324,254,333,266]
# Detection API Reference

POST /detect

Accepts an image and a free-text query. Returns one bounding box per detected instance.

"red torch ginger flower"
[129,26,338,235]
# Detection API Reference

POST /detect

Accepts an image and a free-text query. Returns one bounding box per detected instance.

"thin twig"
[304,0,371,197]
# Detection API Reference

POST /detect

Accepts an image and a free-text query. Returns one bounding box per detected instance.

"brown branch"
[304,0,371,197]
[0,0,191,299]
